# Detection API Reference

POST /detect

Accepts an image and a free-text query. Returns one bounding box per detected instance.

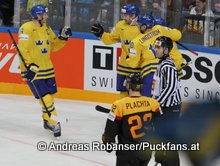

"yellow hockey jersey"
[101,20,141,75]
[126,25,184,77]
[18,21,66,80]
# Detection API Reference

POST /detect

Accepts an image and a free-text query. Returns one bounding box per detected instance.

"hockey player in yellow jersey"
[126,13,183,97]
[91,4,141,99]
[154,17,184,74]
[18,4,72,137]
[102,73,162,166]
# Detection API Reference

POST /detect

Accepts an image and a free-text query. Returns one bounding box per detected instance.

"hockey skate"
[53,122,61,137]
[44,120,61,137]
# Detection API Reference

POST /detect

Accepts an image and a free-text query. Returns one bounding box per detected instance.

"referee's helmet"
[154,36,173,51]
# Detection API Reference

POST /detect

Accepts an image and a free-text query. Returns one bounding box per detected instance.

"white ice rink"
[0,94,194,166]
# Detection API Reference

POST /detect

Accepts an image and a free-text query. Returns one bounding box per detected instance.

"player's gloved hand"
[26,63,39,82]
[102,134,115,153]
[91,23,104,38]
[58,26,72,41]
[181,62,189,68]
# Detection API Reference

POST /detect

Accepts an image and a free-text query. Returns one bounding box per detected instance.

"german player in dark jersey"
[102,73,162,166]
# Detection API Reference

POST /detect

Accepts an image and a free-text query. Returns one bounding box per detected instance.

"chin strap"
[38,19,43,27]
[34,15,43,27]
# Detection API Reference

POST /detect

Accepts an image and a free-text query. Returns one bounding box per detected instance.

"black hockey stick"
[176,41,198,56]
[8,30,51,117]
[95,105,110,113]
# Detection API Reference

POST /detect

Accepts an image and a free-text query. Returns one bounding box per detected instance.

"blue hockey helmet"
[121,3,140,16]
[154,17,166,26]
[137,13,155,29]
[30,4,48,19]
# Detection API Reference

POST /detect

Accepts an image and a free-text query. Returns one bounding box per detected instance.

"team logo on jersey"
[35,40,43,45]
[124,40,130,45]
[41,48,48,54]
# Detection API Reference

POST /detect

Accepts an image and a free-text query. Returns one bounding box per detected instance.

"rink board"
[0,28,220,103]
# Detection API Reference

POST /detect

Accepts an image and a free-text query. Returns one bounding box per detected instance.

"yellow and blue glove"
[58,26,72,40]
[26,63,39,82]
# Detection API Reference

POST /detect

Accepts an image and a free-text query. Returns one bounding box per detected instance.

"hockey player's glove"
[181,62,190,68]
[58,26,72,41]
[26,63,39,82]
[91,23,104,38]
[102,133,115,153]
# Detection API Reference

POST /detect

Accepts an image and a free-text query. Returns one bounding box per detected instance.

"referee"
[152,36,181,166]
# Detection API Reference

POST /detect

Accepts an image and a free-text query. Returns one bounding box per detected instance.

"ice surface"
[0,94,193,166]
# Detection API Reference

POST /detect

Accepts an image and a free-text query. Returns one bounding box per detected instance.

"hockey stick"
[8,30,51,117]
[95,105,110,113]
[176,41,198,56]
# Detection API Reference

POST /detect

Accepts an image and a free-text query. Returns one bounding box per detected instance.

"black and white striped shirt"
[152,56,181,107]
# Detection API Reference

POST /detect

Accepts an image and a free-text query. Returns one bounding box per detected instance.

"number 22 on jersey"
[128,112,152,139]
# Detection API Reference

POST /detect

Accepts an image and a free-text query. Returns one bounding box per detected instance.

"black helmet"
[154,36,173,51]
[125,73,142,91]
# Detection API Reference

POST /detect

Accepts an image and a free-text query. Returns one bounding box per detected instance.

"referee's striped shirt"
[154,56,181,107]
